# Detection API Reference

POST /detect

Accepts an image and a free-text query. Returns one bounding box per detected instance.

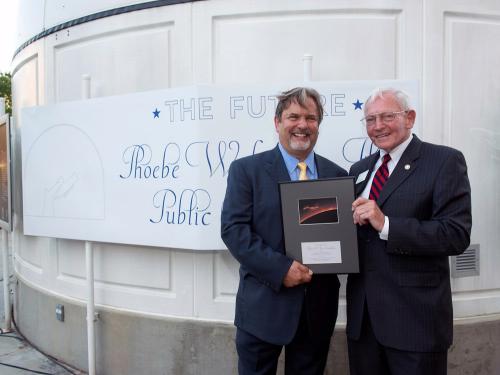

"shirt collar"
[278,143,316,177]
[380,133,413,165]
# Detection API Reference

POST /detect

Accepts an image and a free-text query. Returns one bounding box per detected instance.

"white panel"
[424,0,500,318]
[89,249,193,315]
[213,251,239,299]
[94,243,173,291]
[193,0,422,84]
[453,290,500,318]
[11,54,40,116]
[211,12,398,83]
[44,5,192,104]
[445,15,500,291]
[55,239,85,278]
[11,52,40,217]
[11,52,44,278]
[54,25,172,101]
[423,0,500,142]
[54,240,194,315]
[14,236,47,275]
[56,241,176,293]
[194,251,238,320]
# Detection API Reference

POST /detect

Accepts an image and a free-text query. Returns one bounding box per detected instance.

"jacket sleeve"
[220,160,292,292]
[387,150,472,256]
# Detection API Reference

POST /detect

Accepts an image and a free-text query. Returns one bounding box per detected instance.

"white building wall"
[10,0,500,323]
[423,0,500,317]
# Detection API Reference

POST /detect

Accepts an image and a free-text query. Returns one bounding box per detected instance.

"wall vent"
[451,244,479,278]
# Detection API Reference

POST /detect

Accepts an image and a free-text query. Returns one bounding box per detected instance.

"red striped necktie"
[369,154,391,200]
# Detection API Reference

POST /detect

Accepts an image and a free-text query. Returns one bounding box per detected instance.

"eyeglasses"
[360,110,407,126]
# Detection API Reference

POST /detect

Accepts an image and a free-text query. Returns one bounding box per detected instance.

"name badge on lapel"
[356,170,369,184]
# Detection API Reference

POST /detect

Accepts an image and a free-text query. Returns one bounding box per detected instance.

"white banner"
[21,80,419,249]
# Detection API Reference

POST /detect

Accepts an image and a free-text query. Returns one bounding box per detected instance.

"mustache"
[292,130,312,135]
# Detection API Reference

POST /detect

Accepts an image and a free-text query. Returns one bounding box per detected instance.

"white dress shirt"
[360,134,414,240]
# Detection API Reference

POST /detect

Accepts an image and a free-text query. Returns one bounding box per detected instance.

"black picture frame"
[279,176,359,274]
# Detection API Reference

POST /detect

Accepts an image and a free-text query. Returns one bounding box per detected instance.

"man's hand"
[352,197,385,232]
[283,260,313,287]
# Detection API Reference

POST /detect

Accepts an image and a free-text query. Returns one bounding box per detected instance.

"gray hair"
[364,88,412,114]
[275,87,324,124]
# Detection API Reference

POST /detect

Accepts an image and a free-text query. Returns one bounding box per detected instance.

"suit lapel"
[355,152,379,197]
[378,136,422,206]
[315,154,331,179]
[264,145,290,183]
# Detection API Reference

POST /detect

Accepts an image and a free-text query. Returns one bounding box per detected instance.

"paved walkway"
[0,240,84,374]
[0,329,82,374]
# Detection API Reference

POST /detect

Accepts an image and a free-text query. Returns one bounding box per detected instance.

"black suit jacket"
[221,145,347,345]
[346,135,472,352]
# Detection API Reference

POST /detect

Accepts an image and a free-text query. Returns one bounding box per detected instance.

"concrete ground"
[0,328,83,374]
[0,243,84,374]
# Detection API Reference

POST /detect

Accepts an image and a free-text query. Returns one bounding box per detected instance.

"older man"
[347,88,472,375]
[222,87,346,374]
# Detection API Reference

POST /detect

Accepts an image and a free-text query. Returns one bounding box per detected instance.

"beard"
[289,137,311,151]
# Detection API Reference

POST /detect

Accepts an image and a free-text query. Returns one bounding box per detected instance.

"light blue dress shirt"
[278,143,317,181]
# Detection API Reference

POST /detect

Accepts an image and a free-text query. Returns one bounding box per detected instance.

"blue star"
[353,100,363,110]
[153,108,160,118]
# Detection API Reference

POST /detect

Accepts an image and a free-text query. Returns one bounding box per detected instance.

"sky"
[0,1,20,73]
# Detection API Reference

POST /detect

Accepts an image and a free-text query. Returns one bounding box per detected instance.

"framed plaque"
[279,177,359,274]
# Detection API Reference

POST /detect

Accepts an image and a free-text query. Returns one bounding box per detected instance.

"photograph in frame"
[298,197,338,225]
[279,176,359,274]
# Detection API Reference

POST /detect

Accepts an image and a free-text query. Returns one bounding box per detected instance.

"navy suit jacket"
[221,145,347,345]
[346,135,472,352]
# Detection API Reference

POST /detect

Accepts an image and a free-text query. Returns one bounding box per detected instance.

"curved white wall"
[10,0,500,323]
